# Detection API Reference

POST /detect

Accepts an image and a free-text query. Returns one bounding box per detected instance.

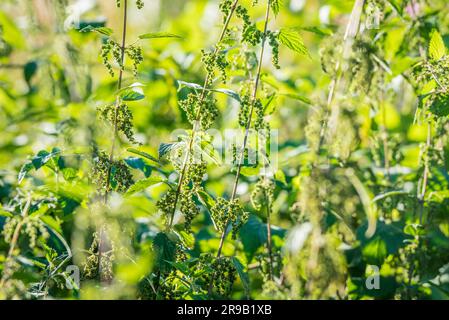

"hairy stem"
[167,0,240,229]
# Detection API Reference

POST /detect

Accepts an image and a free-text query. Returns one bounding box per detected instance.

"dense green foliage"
[1,0,449,300]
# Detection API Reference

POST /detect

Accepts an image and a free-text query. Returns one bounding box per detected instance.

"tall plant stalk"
[104,0,128,203]
[216,0,272,259]
[98,0,128,283]
[167,0,240,229]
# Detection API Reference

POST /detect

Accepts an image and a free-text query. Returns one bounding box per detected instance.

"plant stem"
[167,0,240,229]
[104,0,128,204]
[99,0,128,283]
[216,0,271,259]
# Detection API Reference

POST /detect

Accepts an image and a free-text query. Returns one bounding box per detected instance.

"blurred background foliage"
[1,0,449,300]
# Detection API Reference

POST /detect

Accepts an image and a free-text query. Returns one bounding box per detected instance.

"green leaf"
[279,92,312,105]
[18,149,61,183]
[0,209,12,218]
[240,215,286,261]
[158,142,177,159]
[126,177,166,195]
[125,157,153,177]
[231,257,250,298]
[210,88,241,102]
[119,86,145,101]
[270,0,283,16]
[357,221,409,265]
[196,190,216,212]
[361,237,387,266]
[153,232,177,272]
[301,26,333,36]
[429,29,446,60]
[139,32,182,40]
[278,28,309,57]
[178,231,194,249]
[177,80,203,91]
[80,26,113,36]
[177,80,241,102]
[23,61,38,85]
[274,169,287,185]
[429,94,449,117]
[127,148,160,164]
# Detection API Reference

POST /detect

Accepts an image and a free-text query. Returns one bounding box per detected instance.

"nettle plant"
[284,0,449,300]
[144,0,308,299]
[3,0,449,301]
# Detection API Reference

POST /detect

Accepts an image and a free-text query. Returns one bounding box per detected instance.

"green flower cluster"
[179,93,219,130]
[101,40,143,78]
[250,178,275,212]
[116,0,144,9]
[267,31,280,69]
[236,5,263,46]
[91,151,133,194]
[195,254,236,297]
[98,103,137,144]
[211,197,248,238]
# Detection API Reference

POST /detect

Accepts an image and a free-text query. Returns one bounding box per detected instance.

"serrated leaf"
[126,177,166,195]
[158,142,176,159]
[278,28,309,57]
[429,29,446,60]
[153,232,177,272]
[231,257,250,298]
[18,149,61,183]
[139,32,182,40]
[270,0,283,16]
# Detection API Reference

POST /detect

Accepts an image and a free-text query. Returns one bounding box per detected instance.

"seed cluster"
[179,93,219,130]
[251,178,275,212]
[236,5,263,46]
[101,40,143,78]
[211,198,248,238]
[195,254,236,297]
[91,151,133,194]
[98,103,138,144]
